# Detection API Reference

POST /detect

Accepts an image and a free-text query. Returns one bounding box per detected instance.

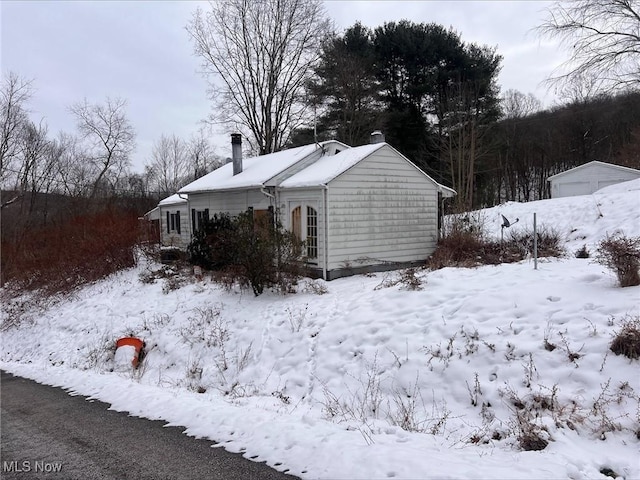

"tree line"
[188,0,640,211]
[0,71,222,223]
[3,0,640,219]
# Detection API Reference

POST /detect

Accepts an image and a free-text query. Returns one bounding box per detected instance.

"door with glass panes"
[289,202,318,262]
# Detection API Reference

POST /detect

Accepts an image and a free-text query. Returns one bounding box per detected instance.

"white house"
[156,193,189,248]
[548,161,640,198]
[159,133,455,280]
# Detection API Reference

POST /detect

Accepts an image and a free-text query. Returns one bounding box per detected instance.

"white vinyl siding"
[187,189,270,215]
[159,204,189,248]
[161,189,275,248]
[325,146,438,271]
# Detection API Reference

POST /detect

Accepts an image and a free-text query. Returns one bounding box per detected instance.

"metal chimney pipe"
[370,130,385,144]
[231,133,242,175]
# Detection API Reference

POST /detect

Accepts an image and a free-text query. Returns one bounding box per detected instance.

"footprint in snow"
[546,296,561,302]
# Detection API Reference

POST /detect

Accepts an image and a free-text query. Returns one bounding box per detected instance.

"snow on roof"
[280,142,457,197]
[158,193,187,206]
[279,143,385,188]
[547,161,640,181]
[143,206,160,220]
[179,143,321,193]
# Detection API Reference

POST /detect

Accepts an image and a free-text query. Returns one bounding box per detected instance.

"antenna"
[313,104,326,154]
[500,214,519,243]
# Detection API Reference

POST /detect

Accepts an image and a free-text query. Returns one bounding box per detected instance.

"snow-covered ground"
[2,180,639,479]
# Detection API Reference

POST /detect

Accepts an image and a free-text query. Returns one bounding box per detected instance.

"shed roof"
[143,206,160,221]
[547,161,640,181]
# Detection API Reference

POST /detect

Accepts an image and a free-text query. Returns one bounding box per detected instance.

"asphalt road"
[0,371,299,480]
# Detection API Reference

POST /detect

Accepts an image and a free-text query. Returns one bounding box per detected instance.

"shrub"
[610,315,640,360]
[575,244,590,258]
[595,233,640,287]
[428,216,562,270]
[1,206,140,295]
[189,209,304,296]
[187,212,236,270]
[375,267,424,290]
[428,215,492,269]
[506,227,563,259]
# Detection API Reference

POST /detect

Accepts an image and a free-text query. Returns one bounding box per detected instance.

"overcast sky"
[1,1,564,173]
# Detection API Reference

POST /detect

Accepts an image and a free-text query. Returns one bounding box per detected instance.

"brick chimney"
[370,130,385,144]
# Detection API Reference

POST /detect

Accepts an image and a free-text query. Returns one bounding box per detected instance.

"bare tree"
[442,80,499,209]
[0,72,32,186]
[501,89,542,119]
[146,134,189,196]
[538,0,640,92]
[186,129,222,180]
[187,0,330,154]
[70,97,135,198]
[50,132,93,197]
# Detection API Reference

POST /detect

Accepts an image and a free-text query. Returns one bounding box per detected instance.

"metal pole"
[533,213,538,270]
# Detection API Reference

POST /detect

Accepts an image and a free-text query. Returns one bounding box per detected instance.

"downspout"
[260,186,275,202]
[322,184,329,281]
[260,186,276,220]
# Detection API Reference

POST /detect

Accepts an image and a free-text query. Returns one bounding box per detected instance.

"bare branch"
[538,0,640,93]
[70,97,135,198]
[186,0,330,154]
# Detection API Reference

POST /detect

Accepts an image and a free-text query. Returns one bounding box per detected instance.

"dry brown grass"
[610,315,640,360]
[428,218,562,270]
[2,207,141,295]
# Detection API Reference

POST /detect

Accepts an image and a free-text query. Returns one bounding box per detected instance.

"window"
[191,208,209,233]
[290,204,318,260]
[167,211,181,234]
[306,206,318,259]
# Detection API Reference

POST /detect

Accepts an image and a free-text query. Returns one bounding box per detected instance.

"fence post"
[533,213,538,270]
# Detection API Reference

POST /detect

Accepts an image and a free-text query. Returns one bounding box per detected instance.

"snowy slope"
[2,180,639,480]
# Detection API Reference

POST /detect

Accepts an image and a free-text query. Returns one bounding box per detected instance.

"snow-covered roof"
[547,161,640,181]
[158,193,187,206]
[143,206,160,221]
[279,143,385,188]
[280,142,457,197]
[179,143,322,193]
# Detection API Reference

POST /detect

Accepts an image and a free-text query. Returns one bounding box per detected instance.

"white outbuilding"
[548,161,640,198]
[155,133,455,280]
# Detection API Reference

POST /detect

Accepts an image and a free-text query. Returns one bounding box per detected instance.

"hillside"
[2,180,639,479]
